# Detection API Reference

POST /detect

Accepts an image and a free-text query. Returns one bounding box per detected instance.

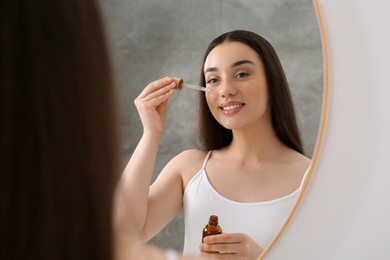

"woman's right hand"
[134,77,176,135]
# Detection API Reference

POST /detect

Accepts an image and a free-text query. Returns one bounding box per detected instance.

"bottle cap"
[172,77,183,89]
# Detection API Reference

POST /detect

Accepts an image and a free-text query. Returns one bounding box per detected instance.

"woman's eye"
[236,72,249,78]
[206,78,219,85]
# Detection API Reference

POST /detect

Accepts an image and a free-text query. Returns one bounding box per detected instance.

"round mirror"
[100,0,323,255]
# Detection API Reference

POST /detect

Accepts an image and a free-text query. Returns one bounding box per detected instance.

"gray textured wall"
[99,0,323,252]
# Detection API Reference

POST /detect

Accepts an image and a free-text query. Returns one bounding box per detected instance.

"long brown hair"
[198,30,304,155]
[0,1,119,259]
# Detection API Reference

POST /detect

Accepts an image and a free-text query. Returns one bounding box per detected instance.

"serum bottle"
[202,215,222,242]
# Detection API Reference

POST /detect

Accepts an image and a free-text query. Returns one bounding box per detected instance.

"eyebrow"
[204,59,256,73]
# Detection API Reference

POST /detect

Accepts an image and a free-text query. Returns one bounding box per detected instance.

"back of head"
[197,30,304,154]
[0,1,119,259]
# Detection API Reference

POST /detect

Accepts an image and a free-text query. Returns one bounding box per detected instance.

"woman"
[116,30,311,259]
[0,0,196,259]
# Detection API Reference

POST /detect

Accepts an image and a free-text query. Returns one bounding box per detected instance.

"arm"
[114,77,182,241]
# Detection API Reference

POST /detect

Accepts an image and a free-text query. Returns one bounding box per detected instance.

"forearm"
[114,131,161,238]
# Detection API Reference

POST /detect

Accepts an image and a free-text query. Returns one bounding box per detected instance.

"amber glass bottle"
[202,215,222,242]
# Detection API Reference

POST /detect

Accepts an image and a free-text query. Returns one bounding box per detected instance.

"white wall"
[263,0,390,259]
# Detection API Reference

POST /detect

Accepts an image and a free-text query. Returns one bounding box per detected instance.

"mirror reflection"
[100,0,322,255]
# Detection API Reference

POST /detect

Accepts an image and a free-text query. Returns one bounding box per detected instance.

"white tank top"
[182,151,309,254]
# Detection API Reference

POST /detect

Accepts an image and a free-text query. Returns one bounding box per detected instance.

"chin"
[219,120,246,130]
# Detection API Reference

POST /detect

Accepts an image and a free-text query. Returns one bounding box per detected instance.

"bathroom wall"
[99,0,322,251]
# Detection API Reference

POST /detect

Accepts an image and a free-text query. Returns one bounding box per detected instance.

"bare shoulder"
[150,149,209,196]
[283,149,312,181]
[167,149,208,166]
[166,149,209,187]
[293,151,312,170]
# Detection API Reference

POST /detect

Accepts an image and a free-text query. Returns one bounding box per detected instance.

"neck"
[225,122,286,163]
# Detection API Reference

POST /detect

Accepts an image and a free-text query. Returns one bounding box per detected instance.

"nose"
[219,79,237,98]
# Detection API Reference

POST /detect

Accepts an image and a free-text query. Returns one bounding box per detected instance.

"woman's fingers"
[148,83,175,103]
[200,234,240,254]
[134,77,176,110]
[199,233,263,259]
[199,242,240,254]
[134,87,174,112]
[203,233,242,244]
[138,77,176,100]
[133,77,177,134]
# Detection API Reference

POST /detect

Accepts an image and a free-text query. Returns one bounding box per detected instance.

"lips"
[222,104,243,111]
[219,102,245,114]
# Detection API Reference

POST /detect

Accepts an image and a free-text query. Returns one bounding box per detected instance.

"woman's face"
[204,41,271,131]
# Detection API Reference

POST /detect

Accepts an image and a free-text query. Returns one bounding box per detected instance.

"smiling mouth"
[221,103,244,111]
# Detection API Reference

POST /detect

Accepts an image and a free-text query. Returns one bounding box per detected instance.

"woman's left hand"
[199,233,263,259]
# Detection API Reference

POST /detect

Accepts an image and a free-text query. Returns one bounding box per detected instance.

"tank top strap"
[299,166,311,189]
[200,150,213,170]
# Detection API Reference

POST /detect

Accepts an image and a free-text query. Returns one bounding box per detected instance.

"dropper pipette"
[181,83,206,92]
[172,77,206,92]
